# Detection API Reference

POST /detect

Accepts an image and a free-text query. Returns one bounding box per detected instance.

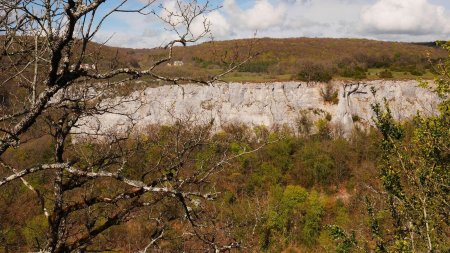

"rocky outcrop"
[74,80,439,137]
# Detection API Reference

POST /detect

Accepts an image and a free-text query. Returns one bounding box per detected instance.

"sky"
[94,0,450,48]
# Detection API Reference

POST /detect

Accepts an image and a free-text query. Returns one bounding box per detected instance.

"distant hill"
[411,42,442,48]
[86,38,448,82]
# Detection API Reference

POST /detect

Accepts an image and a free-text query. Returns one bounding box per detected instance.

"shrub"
[262,135,297,172]
[301,191,324,246]
[296,110,313,135]
[248,162,282,192]
[321,83,339,104]
[22,215,48,249]
[129,58,140,68]
[326,139,353,183]
[293,143,336,187]
[315,118,332,140]
[297,62,333,82]
[192,56,216,68]
[351,114,360,122]
[337,58,368,79]
[409,69,424,76]
[339,66,367,79]
[261,186,324,250]
[378,69,393,78]
[239,61,275,73]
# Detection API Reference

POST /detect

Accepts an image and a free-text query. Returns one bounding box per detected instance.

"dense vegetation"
[3,108,447,252]
[1,40,449,252]
[330,42,450,253]
[0,117,378,252]
[101,38,447,83]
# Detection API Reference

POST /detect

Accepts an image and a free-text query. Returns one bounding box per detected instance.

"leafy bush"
[261,186,324,250]
[337,58,368,79]
[321,83,339,104]
[351,114,360,122]
[301,191,324,246]
[293,143,336,187]
[297,62,333,82]
[239,61,275,73]
[339,66,367,79]
[409,68,424,76]
[248,162,283,192]
[315,118,332,139]
[129,58,140,68]
[192,56,217,68]
[22,215,48,249]
[296,110,313,135]
[378,69,393,78]
[263,135,297,172]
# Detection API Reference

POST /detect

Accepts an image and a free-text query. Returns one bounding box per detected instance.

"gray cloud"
[361,0,450,36]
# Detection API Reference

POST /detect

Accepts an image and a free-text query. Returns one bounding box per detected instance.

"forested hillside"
[0,34,448,252]
[99,38,447,82]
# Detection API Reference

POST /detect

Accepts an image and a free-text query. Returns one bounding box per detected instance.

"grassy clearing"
[366,68,434,80]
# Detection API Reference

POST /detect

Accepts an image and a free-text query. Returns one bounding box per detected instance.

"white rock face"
[74,80,439,138]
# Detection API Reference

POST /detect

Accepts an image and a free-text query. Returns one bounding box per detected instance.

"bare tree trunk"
[0,1,256,251]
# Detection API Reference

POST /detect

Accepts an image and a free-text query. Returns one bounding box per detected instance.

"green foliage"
[315,118,332,140]
[261,185,324,250]
[301,191,324,246]
[327,139,353,183]
[108,38,446,82]
[297,62,333,82]
[239,61,276,73]
[371,100,405,199]
[327,225,357,253]
[296,110,313,135]
[195,143,218,171]
[293,143,336,188]
[333,200,350,226]
[409,68,424,76]
[1,120,386,252]
[22,215,48,250]
[351,114,360,122]
[378,69,393,78]
[365,197,387,252]
[248,162,283,192]
[339,66,367,79]
[321,84,339,104]
[192,56,217,68]
[263,134,297,172]
[329,41,450,253]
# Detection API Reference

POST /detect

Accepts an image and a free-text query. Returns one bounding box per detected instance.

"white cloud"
[361,0,450,35]
[95,0,450,48]
[204,11,231,38]
[158,0,184,24]
[223,0,287,30]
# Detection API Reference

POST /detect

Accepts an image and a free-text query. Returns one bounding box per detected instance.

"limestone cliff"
[74,80,439,137]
